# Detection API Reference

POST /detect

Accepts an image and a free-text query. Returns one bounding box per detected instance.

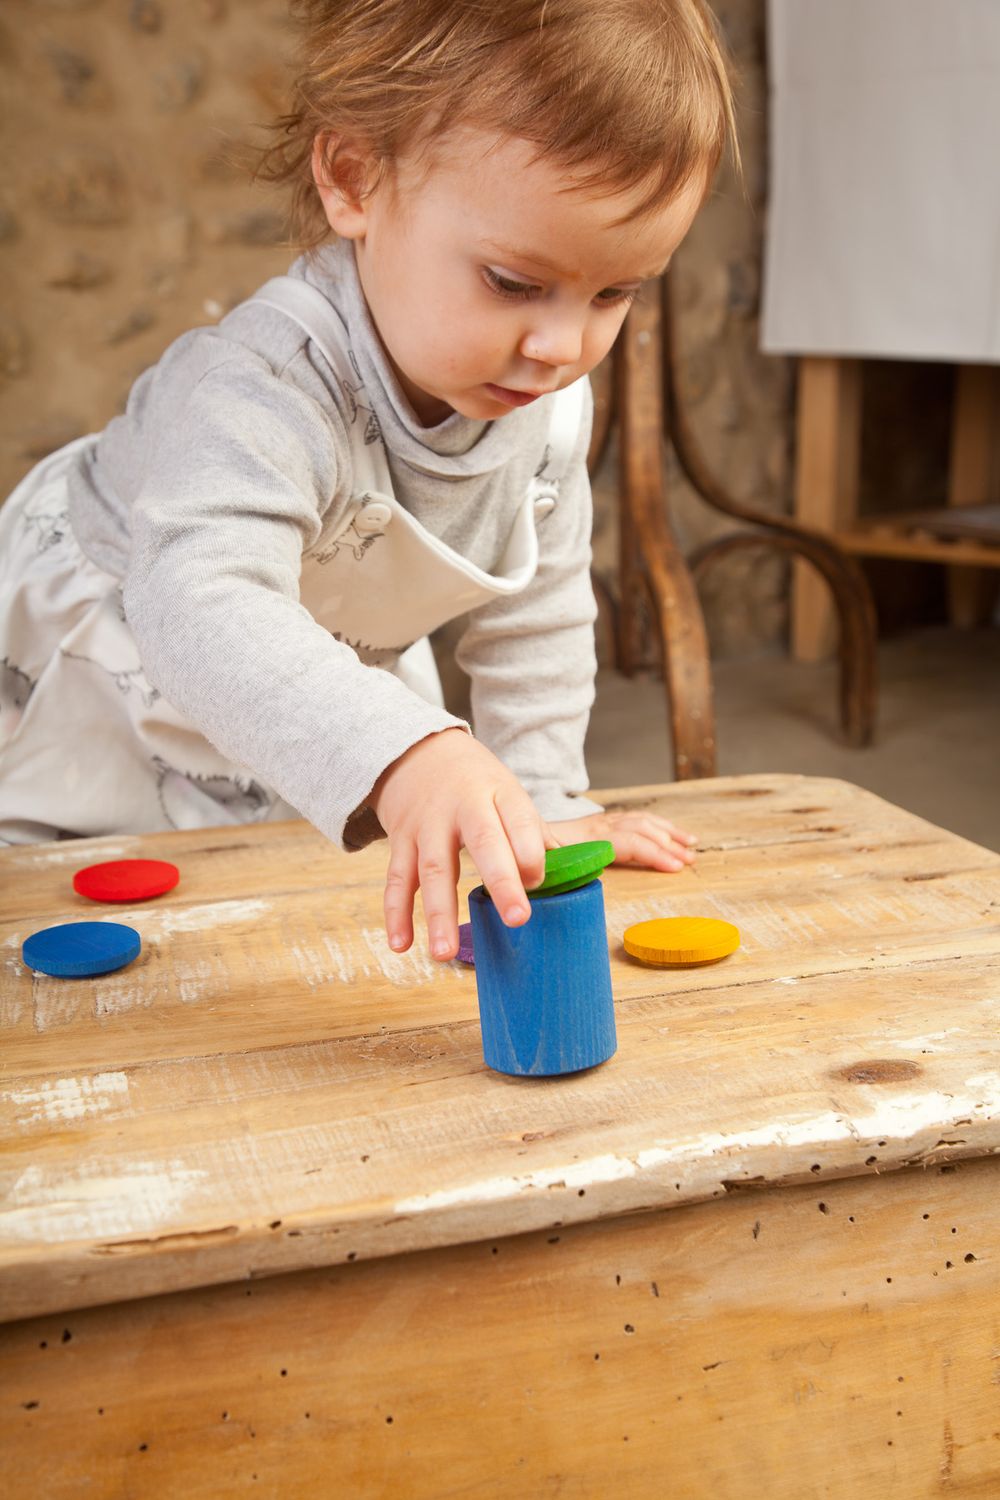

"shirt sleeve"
[454,382,604,823]
[123,351,466,849]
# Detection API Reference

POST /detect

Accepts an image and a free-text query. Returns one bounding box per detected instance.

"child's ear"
[311,133,374,239]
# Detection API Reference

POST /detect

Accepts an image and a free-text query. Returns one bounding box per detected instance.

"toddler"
[0,0,737,959]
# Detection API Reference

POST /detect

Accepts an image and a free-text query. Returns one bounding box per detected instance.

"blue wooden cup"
[468,878,617,1077]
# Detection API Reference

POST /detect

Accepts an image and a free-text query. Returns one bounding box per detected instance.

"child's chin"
[451,391,513,420]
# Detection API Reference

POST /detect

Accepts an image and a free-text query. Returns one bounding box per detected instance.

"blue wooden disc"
[22,921,141,978]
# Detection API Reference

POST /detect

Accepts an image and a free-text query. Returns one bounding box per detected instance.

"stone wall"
[0,0,791,658]
[0,0,294,481]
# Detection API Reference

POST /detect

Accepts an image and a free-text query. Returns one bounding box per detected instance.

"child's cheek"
[585,322,620,373]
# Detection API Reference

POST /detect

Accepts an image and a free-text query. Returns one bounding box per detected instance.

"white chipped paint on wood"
[143,898,274,935]
[0,934,27,1028]
[31,977,88,1035]
[390,1081,1000,1221]
[91,976,168,1020]
[889,1029,968,1051]
[171,958,215,1006]
[2,1071,129,1127]
[4,1158,207,1243]
[288,927,468,989]
[14,841,135,867]
[360,926,455,986]
[394,1151,640,1215]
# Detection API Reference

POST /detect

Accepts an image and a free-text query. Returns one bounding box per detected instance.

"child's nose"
[519,314,584,369]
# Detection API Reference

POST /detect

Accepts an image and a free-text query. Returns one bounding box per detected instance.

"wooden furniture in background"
[793,359,1000,660]
[590,280,879,781]
[3,775,1000,1497]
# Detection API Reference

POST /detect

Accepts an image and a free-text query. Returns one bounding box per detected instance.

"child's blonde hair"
[258,0,739,247]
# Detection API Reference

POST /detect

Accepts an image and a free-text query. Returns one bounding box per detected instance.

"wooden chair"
[589,273,879,780]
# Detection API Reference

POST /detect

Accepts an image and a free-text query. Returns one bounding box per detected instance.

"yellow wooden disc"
[623,916,740,966]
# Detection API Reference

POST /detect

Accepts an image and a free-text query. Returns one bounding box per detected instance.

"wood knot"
[833,1060,922,1084]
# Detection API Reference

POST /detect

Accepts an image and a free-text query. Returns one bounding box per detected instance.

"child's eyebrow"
[479,240,665,284]
[479,241,575,277]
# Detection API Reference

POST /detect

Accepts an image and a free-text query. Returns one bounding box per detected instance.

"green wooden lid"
[527,840,616,898]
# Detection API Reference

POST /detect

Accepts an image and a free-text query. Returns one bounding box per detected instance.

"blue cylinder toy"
[468,878,617,1077]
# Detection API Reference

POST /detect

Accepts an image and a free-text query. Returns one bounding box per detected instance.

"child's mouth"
[483,384,544,408]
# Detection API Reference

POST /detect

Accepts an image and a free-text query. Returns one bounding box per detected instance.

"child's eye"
[594,286,640,308]
[482,267,640,308]
[483,267,542,301]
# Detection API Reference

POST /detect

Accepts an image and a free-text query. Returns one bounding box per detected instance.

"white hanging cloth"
[761,0,1000,363]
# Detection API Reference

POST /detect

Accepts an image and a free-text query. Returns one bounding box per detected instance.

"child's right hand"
[369,729,546,962]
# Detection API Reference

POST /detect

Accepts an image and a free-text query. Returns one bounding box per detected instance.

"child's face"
[318,129,706,427]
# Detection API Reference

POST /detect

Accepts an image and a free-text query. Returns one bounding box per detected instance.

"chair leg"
[616,414,646,679]
[644,554,717,779]
[619,295,717,778]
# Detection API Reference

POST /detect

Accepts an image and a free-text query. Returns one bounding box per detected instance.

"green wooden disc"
[528,840,616,899]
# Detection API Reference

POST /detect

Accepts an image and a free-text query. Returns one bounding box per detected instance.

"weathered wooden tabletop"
[2,773,999,1324]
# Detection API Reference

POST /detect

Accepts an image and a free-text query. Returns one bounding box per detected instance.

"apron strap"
[543,377,588,483]
[248,276,359,389]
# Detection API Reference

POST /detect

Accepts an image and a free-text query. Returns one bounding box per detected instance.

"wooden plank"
[948,365,1000,624]
[835,527,1000,568]
[2,775,999,1322]
[878,504,1000,542]
[3,1155,1000,1498]
[792,357,863,661]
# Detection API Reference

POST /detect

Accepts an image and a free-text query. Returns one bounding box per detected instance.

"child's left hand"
[544,809,697,874]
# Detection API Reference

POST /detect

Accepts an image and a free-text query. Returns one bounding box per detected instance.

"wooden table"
[2,773,1000,1498]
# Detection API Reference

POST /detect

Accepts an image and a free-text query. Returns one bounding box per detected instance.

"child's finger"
[620,815,696,863]
[658,832,697,864]
[462,813,532,929]
[660,818,698,847]
[417,837,461,961]
[612,830,686,873]
[620,813,697,848]
[632,816,695,864]
[384,840,419,952]
[494,787,546,891]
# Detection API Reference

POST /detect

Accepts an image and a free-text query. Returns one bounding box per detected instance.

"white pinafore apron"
[0,276,586,842]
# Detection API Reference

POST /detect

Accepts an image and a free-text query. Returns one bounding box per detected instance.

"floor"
[585,626,1000,854]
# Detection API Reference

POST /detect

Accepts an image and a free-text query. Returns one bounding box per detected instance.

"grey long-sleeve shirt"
[66,238,601,848]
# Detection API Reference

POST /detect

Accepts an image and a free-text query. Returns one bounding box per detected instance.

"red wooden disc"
[73,858,180,903]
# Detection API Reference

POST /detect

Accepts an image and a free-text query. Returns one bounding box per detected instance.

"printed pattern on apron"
[0,276,587,843]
